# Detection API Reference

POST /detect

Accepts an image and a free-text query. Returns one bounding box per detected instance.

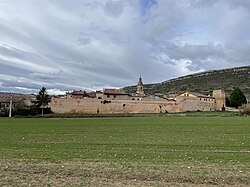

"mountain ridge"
[124,66,250,100]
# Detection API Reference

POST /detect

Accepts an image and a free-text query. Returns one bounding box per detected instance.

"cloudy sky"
[0,0,250,94]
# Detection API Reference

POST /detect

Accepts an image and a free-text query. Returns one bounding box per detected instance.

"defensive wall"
[49,89,226,114]
[49,97,177,114]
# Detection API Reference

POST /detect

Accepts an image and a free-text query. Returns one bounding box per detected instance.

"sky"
[0,0,250,94]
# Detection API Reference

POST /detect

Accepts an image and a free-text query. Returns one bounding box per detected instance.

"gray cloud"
[0,0,249,94]
[104,0,124,18]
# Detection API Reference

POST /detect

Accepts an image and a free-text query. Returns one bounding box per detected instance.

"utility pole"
[9,93,12,118]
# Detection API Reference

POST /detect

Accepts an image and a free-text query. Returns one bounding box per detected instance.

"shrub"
[240,104,250,116]
[230,87,247,108]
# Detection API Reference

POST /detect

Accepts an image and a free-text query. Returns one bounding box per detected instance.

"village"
[48,76,226,115]
[0,77,226,116]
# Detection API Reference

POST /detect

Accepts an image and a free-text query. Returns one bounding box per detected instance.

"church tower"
[136,76,144,96]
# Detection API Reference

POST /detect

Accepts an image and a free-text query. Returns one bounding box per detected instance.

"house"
[22,94,37,106]
[0,94,26,115]
[143,93,168,101]
[66,90,97,99]
[96,91,103,99]
[103,89,131,100]
[66,90,87,99]
[176,92,216,112]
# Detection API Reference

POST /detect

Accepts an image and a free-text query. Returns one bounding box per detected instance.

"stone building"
[176,92,216,112]
[0,93,36,115]
[102,89,130,100]
[66,90,87,99]
[66,90,96,99]
[0,94,24,111]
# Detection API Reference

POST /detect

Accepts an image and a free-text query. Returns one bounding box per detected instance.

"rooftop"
[103,89,129,95]
[185,92,215,99]
[0,94,25,103]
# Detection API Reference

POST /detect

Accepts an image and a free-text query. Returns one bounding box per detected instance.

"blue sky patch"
[140,0,157,15]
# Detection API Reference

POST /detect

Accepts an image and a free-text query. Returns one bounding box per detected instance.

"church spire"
[136,75,144,96]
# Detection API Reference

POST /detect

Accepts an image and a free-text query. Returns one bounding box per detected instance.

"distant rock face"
[124,66,250,101]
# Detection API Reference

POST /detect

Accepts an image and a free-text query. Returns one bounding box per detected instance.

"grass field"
[0,116,250,186]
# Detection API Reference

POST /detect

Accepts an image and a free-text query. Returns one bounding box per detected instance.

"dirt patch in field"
[1,159,249,186]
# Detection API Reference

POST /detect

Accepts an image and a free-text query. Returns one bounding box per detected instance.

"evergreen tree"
[230,87,247,108]
[36,87,50,116]
[225,97,231,107]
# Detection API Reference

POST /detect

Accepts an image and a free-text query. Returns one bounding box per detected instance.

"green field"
[1,116,250,186]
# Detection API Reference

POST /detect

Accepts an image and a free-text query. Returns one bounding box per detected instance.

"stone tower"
[212,89,226,111]
[136,76,144,96]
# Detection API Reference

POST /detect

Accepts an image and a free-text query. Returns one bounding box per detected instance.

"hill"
[124,66,250,100]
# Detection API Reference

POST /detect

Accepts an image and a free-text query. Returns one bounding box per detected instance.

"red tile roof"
[186,92,215,99]
[0,94,25,103]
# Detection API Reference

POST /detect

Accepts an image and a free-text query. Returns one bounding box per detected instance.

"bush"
[14,106,39,116]
[240,104,250,116]
[0,109,9,117]
[230,87,247,108]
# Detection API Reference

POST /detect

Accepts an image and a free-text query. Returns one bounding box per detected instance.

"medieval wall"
[49,89,225,114]
[49,97,176,114]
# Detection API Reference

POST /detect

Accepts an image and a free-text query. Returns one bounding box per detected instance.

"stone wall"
[49,89,225,114]
[176,97,215,112]
[49,97,177,114]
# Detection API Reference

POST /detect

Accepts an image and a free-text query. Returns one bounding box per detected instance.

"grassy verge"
[14,111,240,118]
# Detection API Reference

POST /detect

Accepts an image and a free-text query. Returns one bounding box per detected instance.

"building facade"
[176,92,216,112]
[0,93,36,116]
